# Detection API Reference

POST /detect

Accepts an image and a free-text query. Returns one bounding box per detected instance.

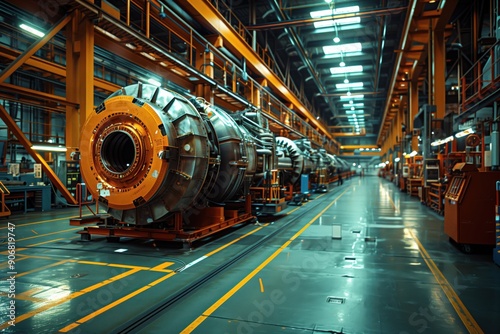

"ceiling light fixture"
[335,82,363,89]
[311,6,361,28]
[19,23,45,37]
[340,94,363,100]
[330,65,363,75]
[323,42,362,54]
[32,144,67,152]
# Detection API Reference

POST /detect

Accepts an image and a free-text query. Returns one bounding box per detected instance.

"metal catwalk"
[1,175,499,333]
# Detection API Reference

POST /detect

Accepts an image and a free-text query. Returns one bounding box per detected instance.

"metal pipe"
[246,7,407,31]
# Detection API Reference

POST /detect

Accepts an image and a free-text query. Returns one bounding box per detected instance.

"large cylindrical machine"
[79,83,262,225]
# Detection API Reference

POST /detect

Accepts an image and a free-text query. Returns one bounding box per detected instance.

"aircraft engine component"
[79,83,257,225]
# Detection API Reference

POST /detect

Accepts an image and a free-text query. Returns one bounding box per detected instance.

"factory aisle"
[140,175,500,334]
[2,175,500,334]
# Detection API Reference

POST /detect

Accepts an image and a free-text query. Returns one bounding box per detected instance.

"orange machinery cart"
[444,163,500,250]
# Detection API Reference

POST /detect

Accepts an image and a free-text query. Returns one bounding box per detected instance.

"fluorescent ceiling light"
[311,6,360,28]
[330,65,363,75]
[346,110,365,114]
[455,128,474,138]
[147,78,162,86]
[20,23,45,37]
[343,103,364,108]
[126,43,137,50]
[32,144,67,152]
[431,136,454,146]
[323,42,362,54]
[94,26,121,42]
[340,94,364,100]
[140,52,156,61]
[336,82,363,89]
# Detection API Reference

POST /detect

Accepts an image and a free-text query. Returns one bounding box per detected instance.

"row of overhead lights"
[313,2,365,134]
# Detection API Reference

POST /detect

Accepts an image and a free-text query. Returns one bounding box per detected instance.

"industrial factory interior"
[1,0,500,333]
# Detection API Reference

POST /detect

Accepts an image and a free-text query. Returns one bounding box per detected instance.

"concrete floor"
[1,175,499,333]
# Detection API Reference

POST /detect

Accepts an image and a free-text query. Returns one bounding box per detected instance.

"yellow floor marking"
[0,255,30,269]
[0,268,140,330]
[182,186,352,333]
[258,278,264,293]
[17,260,72,278]
[204,224,267,257]
[408,229,484,334]
[76,260,150,270]
[58,271,176,332]
[0,247,27,255]
[0,290,45,302]
[0,215,81,229]
[77,260,108,266]
[58,216,280,331]
[16,287,45,302]
[0,227,81,244]
[149,261,175,271]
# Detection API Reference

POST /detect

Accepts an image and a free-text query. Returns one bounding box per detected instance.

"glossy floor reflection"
[1,175,499,334]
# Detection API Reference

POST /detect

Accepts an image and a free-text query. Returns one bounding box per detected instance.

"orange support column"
[429,20,446,119]
[409,76,420,153]
[65,10,94,160]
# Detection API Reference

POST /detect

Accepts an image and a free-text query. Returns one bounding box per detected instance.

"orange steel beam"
[0,105,77,205]
[377,0,418,147]
[0,14,72,84]
[181,0,336,144]
[377,0,457,147]
[0,47,120,94]
[0,83,79,108]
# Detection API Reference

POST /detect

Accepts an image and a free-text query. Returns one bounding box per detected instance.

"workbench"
[5,185,51,213]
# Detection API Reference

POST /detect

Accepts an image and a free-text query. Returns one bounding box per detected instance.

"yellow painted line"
[0,268,141,330]
[150,261,175,271]
[0,247,27,255]
[108,263,150,270]
[17,260,72,278]
[0,215,81,229]
[78,260,107,266]
[0,255,30,269]
[57,195,335,332]
[16,287,45,302]
[204,224,267,257]
[0,227,82,244]
[0,290,44,302]
[182,186,352,333]
[27,238,65,247]
[408,229,483,334]
[59,271,176,332]
[258,278,264,293]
